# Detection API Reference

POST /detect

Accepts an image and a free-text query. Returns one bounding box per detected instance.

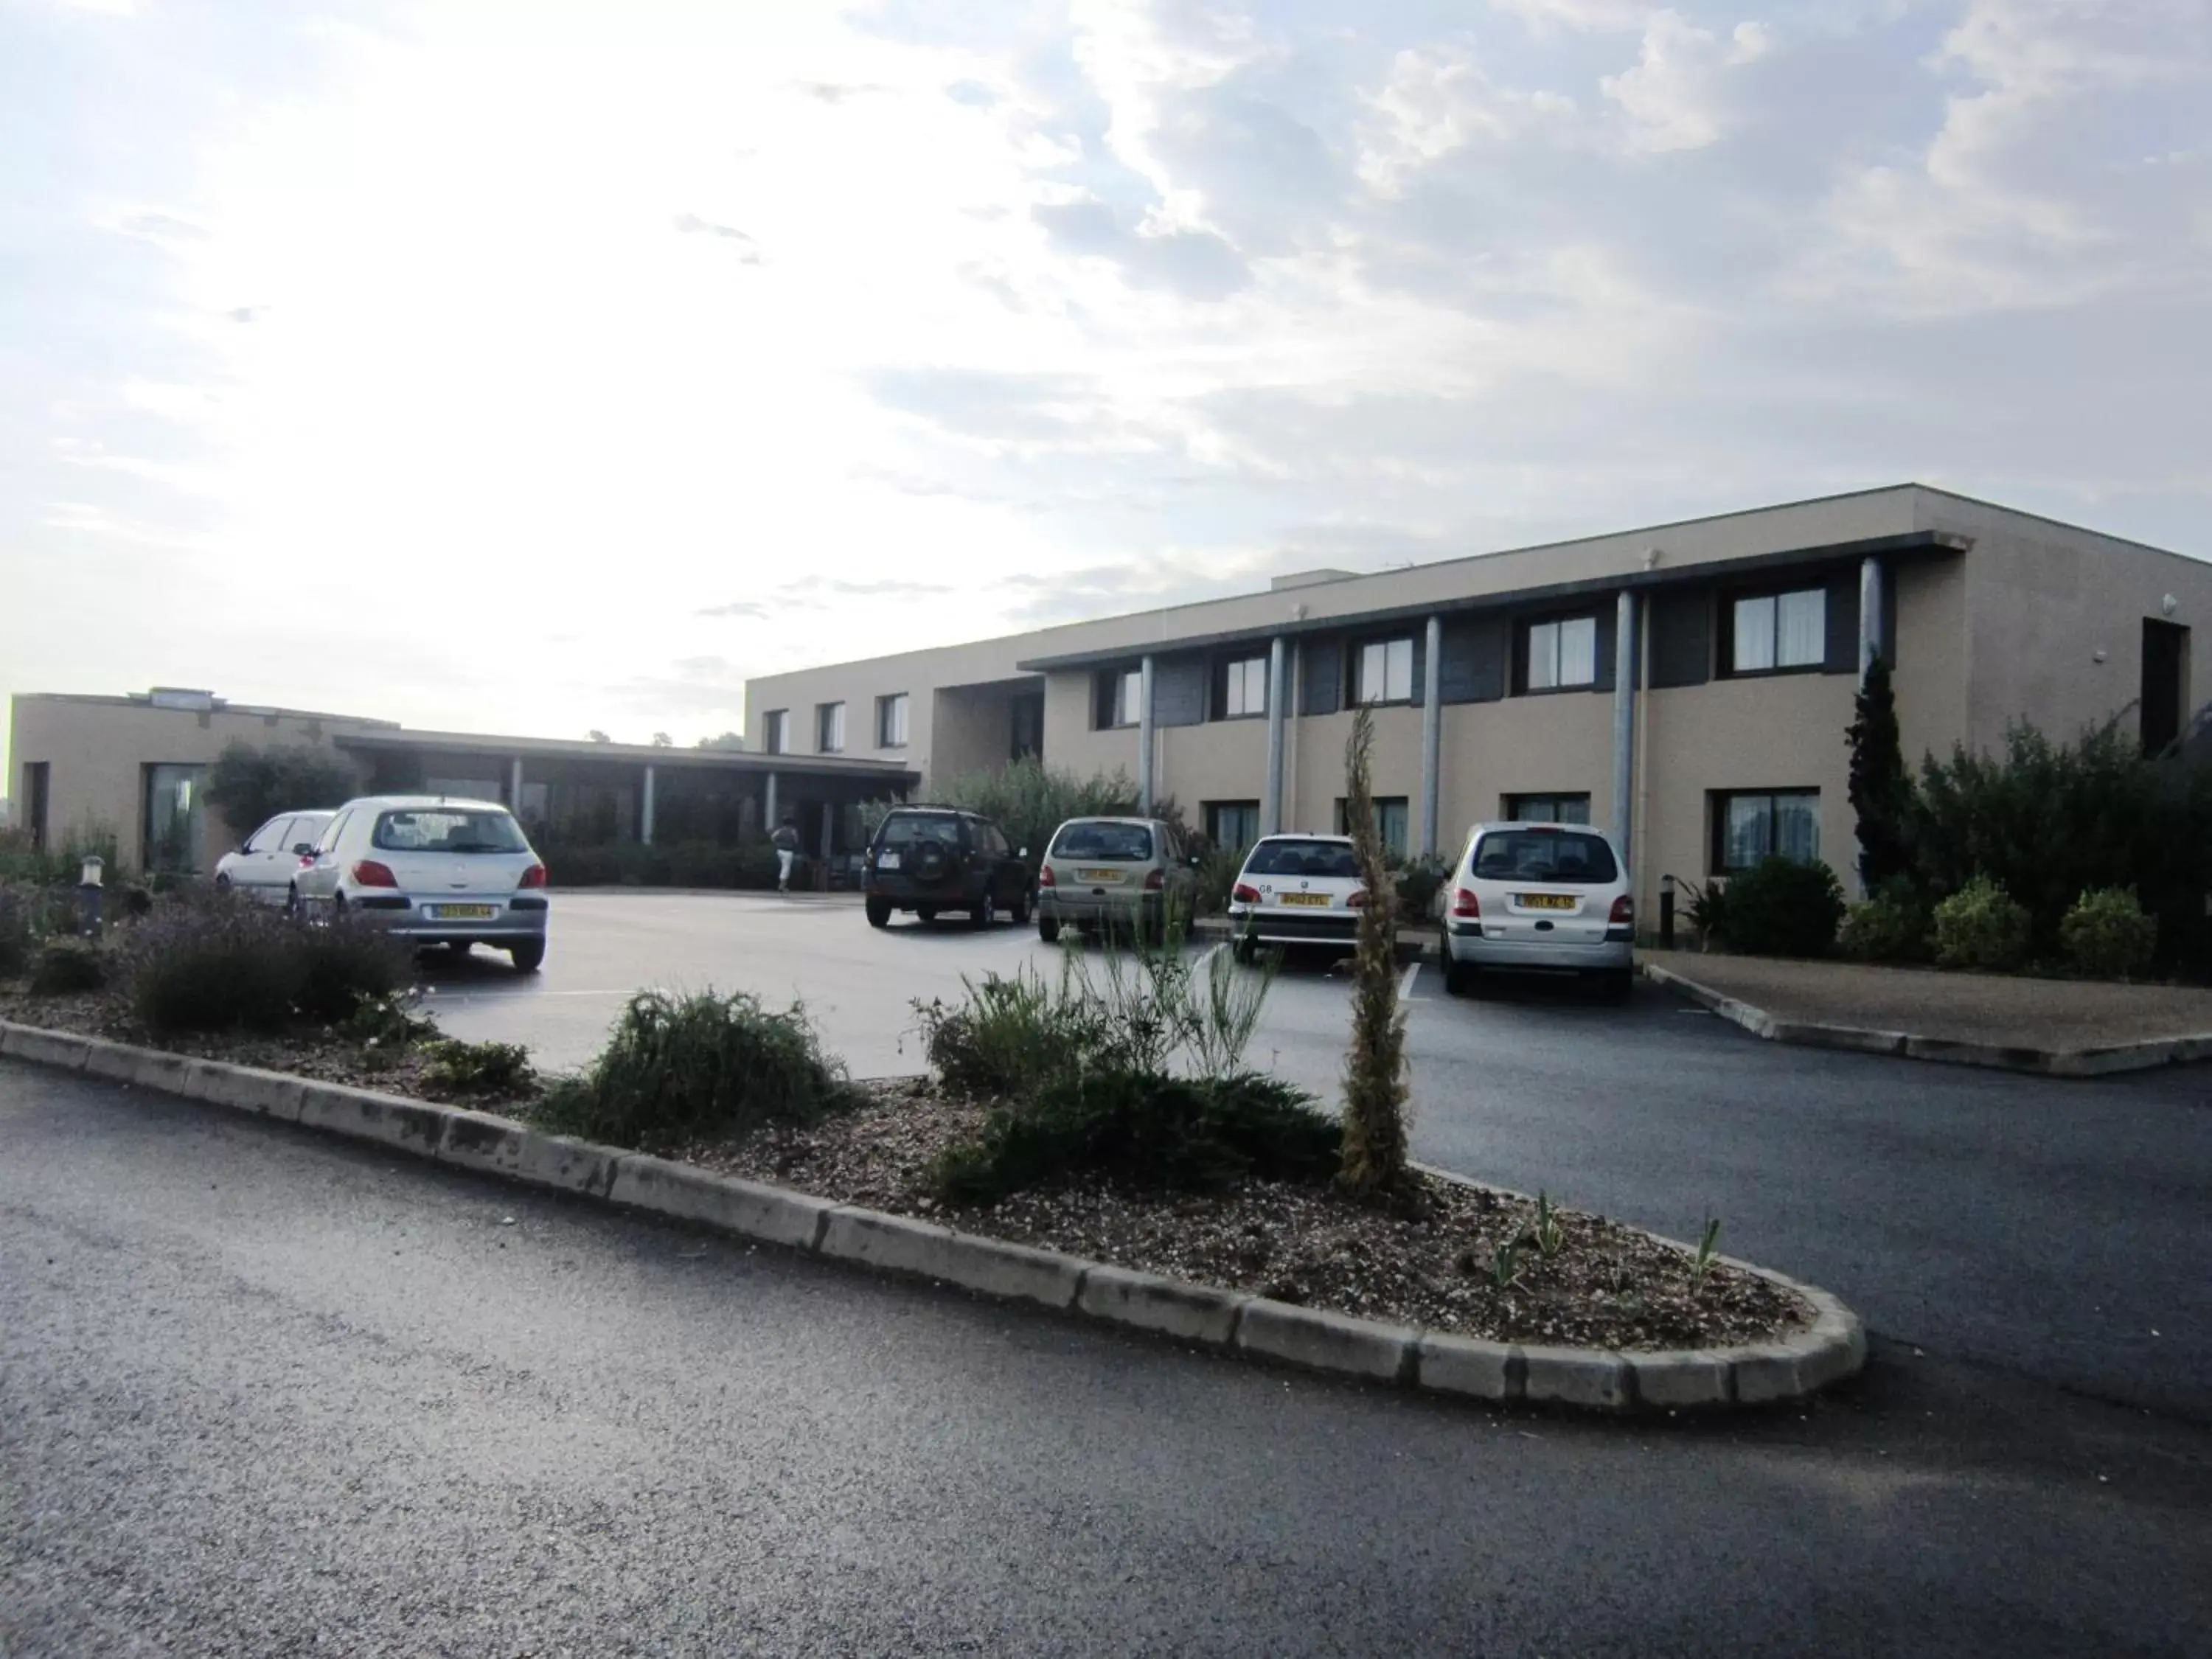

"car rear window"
[1050,821,1154,861]
[877,813,964,849]
[371,809,529,854]
[1243,839,1360,880]
[1471,829,1618,884]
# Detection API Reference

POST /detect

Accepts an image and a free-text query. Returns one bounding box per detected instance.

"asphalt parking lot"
[422,891,2212,1423]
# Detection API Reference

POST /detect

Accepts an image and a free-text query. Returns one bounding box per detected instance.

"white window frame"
[877,692,909,748]
[1731,587,1826,675]
[1526,616,1598,692]
[1222,655,1268,718]
[1356,638,1414,705]
[1113,669,1144,728]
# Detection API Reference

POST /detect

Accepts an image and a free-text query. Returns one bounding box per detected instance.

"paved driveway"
[426,893,2212,1421]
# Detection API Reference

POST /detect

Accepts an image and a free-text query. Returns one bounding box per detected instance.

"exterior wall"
[930,679,1040,782]
[745,635,1034,785]
[1890,557,1966,771]
[8,696,378,876]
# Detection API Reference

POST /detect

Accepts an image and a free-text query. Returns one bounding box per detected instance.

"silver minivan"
[1036,816,1199,944]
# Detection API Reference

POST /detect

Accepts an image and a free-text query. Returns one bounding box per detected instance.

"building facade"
[743,486,2211,916]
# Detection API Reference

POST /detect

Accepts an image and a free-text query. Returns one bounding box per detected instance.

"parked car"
[293,796,549,971]
[214,810,334,906]
[1441,821,1633,998]
[1225,833,1374,962]
[1036,815,1200,944]
[862,806,1034,929]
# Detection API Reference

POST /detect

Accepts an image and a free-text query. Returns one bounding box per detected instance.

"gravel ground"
[1643,948,2212,1048]
[693,1082,1809,1352]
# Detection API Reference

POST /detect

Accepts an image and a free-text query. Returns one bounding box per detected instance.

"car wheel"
[214,874,231,892]
[1011,886,1032,925]
[1038,916,1060,944]
[508,939,546,973]
[970,891,995,929]
[1444,956,1475,998]
[917,905,937,925]
[285,885,299,917]
[865,898,891,929]
[1232,937,1257,967]
[1599,967,1634,1002]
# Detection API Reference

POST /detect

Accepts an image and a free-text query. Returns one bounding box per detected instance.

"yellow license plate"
[1074,868,1127,884]
[1517,894,1576,911]
[431,903,497,919]
[1279,893,1332,908]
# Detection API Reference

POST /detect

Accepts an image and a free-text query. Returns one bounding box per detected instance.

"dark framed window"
[876,692,909,748]
[142,763,206,873]
[1353,638,1415,705]
[1215,655,1268,719]
[1505,793,1590,825]
[816,701,846,754]
[1723,586,1826,675]
[21,761,50,851]
[1712,789,1820,873]
[1334,796,1409,858]
[1011,691,1043,760]
[762,710,789,755]
[1521,613,1598,692]
[1095,667,1144,729]
[1205,800,1261,852]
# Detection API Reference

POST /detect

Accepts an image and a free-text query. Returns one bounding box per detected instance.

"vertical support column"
[1419,614,1443,858]
[1859,555,1886,683]
[1137,654,1157,812]
[641,765,656,846]
[764,771,779,832]
[1262,636,1287,838]
[508,756,524,811]
[1611,590,1637,871]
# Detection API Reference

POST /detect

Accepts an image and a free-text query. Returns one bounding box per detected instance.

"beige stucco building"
[742,486,2211,916]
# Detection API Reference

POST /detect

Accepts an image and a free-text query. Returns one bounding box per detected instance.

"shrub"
[535,989,854,1151]
[914,966,1108,1101]
[0,887,30,979]
[539,838,779,889]
[931,1070,1340,1205]
[1932,875,2032,972]
[1837,880,1930,964]
[1339,709,1408,1196]
[28,939,107,995]
[339,988,437,1048]
[122,897,415,1034]
[424,1037,535,1095]
[1392,854,1450,923]
[1193,844,1244,917]
[204,743,358,842]
[2059,887,2157,980]
[925,756,1141,867]
[1711,857,1846,958]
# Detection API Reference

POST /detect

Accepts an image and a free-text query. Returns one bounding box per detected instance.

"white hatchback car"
[1226,833,1375,962]
[1441,821,1633,998]
[293,796,549,971]
[215,810,334,906]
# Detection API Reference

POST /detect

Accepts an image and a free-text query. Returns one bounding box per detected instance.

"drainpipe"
[1859,555,1886,682]
[765,771,778,832]
[1262,636,1287,837]
[1419,615,1443,857]
[1137,654,1156,811]
[641,765,656,846]
[1612,590,1637,871]
[509,757,524,812]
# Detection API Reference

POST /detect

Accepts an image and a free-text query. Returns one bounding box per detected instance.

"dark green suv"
[863,807,1035,930]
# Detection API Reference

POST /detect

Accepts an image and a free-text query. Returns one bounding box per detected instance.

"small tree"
[1846,654,1915,891]
[203,744,358,841]
[1337,709,1408,1197]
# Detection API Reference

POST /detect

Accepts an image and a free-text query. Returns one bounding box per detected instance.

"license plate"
[1518,894,1576,911]
[1075,868,1126,883]
[877,852,901,870]
[1279,892,1332,908]
[430,903,497,920]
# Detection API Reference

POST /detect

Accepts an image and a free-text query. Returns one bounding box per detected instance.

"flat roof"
[16,690,397,728]
[333,726,917,779]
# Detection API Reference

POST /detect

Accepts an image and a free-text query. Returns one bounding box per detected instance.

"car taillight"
[298,853,316,868]
[1144,868,1165,891]
[1453,887,1481,918]
[518,863,547,890]
[1347,889,1368,908]
[1231,882,1261,905]
[351,860,398,888]
[1040,865,1056,888]
[1610,894,1633,925]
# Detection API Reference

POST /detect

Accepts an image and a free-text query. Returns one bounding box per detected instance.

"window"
[762,710,789,755]
[1729,588,1826,674]
[21,762,49,851]
[2142,619,2188,756]
[142,763,206,873]
[1355,638,1414,704]
[1011,692,1044,761]
[1525,615,1597,692]
[877,692,910,748]
[1335,796,1410,858]
[816,701,846,754]
[1050,821,1155,861]
[1218,655,1268,719]
[314,810,352,855]
[1205,800,1261,852]
[243,816,295,855]
[1505,793,1591,826]
[1094,667,1145,728]
[1471,828,1619,885]
[874,811,965,851]
[1245,838,1360,879]
[1713,790,1820,872]
[372,808,529,854]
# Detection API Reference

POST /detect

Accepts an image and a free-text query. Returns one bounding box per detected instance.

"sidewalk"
[1641,950,2212,1077]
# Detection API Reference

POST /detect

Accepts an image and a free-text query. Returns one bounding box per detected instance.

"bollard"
[78,854,105,937]
[1659,873,1675,950]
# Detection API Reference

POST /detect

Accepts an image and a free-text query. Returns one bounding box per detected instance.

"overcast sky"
[4,0,2208,766]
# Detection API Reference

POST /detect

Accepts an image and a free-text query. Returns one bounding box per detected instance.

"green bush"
[913,966,1110,1102]
[539,838,779,889]
[2059,887,2157,980]
[423,1037,535,1095]
[1193,844,1243,917]
[1391,855,1450,923]
[203,743,358,842]
[1933,876,2033,971]
[122,897,416,1034]
[535,989,855,1151]
[930,1070,1340,1205]
[1711,857,1846,958]
[28,939,106,995]
[1837,881,1930,964]
[0,888,30,979]
[922,757,1142,868]
[0,823,119,887]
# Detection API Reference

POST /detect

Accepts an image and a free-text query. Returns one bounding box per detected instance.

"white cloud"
[1357,42,1579,192]
[1601,12,1773,153]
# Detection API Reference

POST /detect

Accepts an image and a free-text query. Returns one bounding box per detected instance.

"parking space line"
[1398,961,1422,1003]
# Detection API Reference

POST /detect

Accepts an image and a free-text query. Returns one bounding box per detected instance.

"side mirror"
[1018,846,1029,859]
[292,843,316,856]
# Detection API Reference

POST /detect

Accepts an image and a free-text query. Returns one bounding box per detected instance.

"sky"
[3,0,2208,768]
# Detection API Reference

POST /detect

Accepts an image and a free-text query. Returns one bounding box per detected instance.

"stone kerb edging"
[1641,961,2212,1079]
[1,1018,1865,1414]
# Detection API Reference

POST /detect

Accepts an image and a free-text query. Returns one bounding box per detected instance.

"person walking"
[771,815,801,894]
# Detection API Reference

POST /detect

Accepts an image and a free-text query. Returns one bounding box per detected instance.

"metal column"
[1859,555,1886,681]
[508,756,524,811]
[1137,654,1156,812]
[1262,636,1287,837]
[1611,590,1637,869]
[764,771,778,831]
[641,765,656,846]
[1419,614,1443,858]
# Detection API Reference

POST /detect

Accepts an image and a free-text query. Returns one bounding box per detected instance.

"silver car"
[1441,821,1634,998]
[1036,816,1200,944]
[293,795,549,970]
[214,810,333,906]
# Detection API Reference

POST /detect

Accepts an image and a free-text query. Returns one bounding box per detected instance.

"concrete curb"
[1640,961,2212,1079]
[0,1018,1865,1416]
